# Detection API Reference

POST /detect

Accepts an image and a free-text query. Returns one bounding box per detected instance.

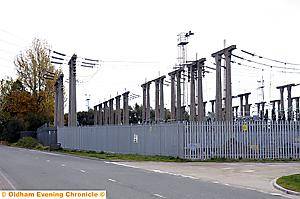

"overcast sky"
[1,0,300,114]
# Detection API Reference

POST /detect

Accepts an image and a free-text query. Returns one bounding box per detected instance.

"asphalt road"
[0,145,284,199]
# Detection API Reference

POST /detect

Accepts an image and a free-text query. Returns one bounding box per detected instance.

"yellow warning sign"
[242,123,248,132]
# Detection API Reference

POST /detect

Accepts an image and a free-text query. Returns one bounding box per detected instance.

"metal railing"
[184,121,300,160]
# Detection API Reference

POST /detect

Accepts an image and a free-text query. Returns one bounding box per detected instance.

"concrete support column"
[146,83,151,122]
[159,77,165,121]
[233,106,239,119]
[103,101,108,125]
[261,102,266,119]
[54,82,58,127]
[189,65,196,122]
[224,51,233,121]
[155,80,160,122]
[214,55,222,121]
[141,84,147,123]
[170,74,176,120]
[239,96,244,117]
[295,97,300,121]
[176,70,182,121]
[210,100,215,113]
[58,75,64,127]
[287,86,292,120]
[277,100,281,120]
[68,54,77,127]
[279,88,284,120]
[115,95,121,125]
[203,101,207,118]
[244,93,250,116]
[123,91,129,125]
[98,104,103,125]
[197,59,206,122]
[109,98,114,125]
[94,105,98,125]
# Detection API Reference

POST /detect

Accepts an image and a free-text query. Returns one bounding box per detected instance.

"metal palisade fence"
[184,121,300,160]
[57,121,300,160]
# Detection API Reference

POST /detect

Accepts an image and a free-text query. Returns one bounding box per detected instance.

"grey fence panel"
[57,123,185,158]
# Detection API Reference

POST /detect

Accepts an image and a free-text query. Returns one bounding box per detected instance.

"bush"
[34,144,49,150]
[15,137,39,149]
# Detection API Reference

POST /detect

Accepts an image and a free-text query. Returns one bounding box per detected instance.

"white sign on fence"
[133,134,138,143]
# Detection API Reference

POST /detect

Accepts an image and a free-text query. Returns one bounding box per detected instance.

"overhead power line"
[239,49,300,66]
[232,54,300,71]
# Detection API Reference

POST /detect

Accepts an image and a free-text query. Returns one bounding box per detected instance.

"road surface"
[0,145,285,199]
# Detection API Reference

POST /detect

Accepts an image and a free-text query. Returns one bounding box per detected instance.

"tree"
[14,38,58,121]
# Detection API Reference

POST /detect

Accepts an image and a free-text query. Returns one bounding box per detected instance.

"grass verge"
[277,174,300,192]
[55,149,187,162]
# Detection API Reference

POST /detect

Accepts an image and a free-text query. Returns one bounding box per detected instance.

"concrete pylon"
[141,84,147,123]
[197,58,206,122]
[176,69,182,121]
[94,105,98,125]
[58,74,64,127]
[155,79,160,122]
[103,101,108,125]
[224,51,233,121]
[189,63,196,122]
[261,102,266,119]
[239,95,244,117]
[244,93,250,116]
[146,83,151,122]
[109,98,114,125]
[270,100,276,120]
[54,81,58,127]
[159,77,165,121]
[203,101,207,118]
[287,85,292,121]
[122,91,130,125]
[68,54,77,127]
[98,104,103,125]
[279,87,284,120]
[212,45,236,121]
[169,73,176,120]
[115,95,121,125]
[277,100,281,120]
[214,54,222,121]
[210,100,215,113]
[295,97,300,120]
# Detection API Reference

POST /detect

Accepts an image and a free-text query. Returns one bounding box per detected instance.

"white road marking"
[224,183,230,186]
[0,169,16,190]
[269,193,283,197]
[222,167,232,170]
[108,179,117,183]
[46,160,50,162]
[243,170,255,173]
[212,181,220,184]
[61,164,66,167]
[80,169,86,173]
[153,193,167,198]
[104,161,139,169]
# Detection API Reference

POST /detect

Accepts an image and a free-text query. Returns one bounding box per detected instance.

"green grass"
[54,149,300,163]
[277,174,300,192]
[55,149,187,162]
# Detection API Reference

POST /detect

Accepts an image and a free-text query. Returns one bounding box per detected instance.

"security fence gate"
[57,121,300,160]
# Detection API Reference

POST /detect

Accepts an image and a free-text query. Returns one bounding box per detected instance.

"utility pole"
[68,54,77,127]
